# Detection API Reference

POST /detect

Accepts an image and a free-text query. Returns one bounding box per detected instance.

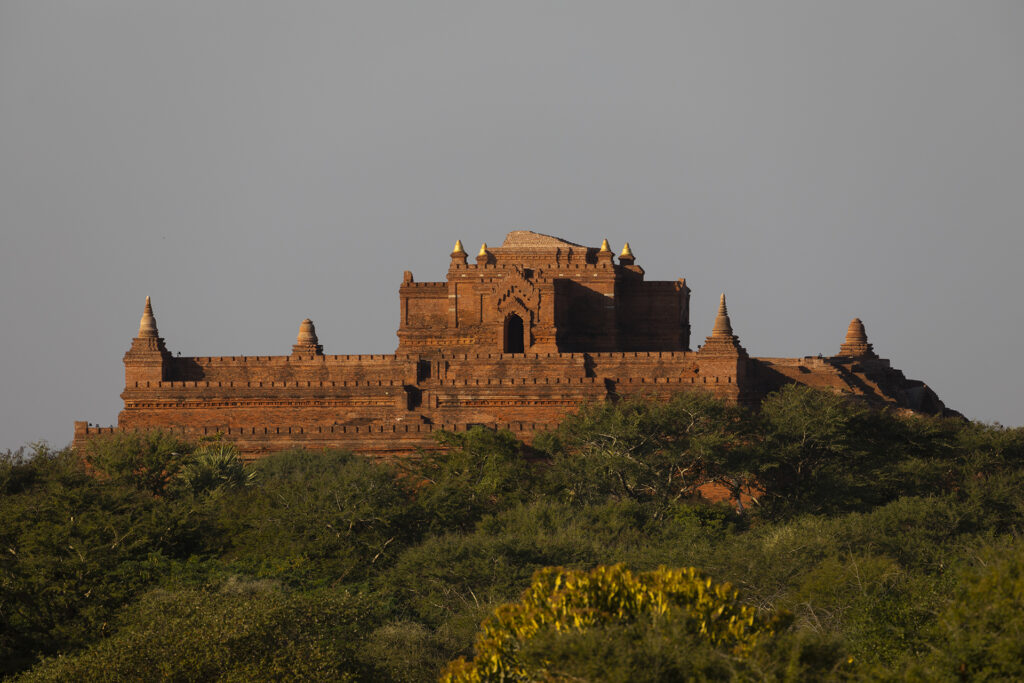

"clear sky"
[1,2,1022,450]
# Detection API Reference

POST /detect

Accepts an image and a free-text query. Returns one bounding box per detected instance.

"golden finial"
[599,238,611,253]
[620,242,633,258]
[478,242,488,257]
[138,295,158,338]
[453,239,465,255]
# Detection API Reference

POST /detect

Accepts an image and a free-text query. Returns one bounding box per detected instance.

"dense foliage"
[2,386,1023,681]
[441,564,800,682]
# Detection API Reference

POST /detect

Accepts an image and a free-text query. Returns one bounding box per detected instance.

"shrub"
[537,392,756,512]
[441,564,803,682]
[909,541,1024,681]
[81,430,195,496]
[0,449,178,675]
[19,584,376,682]
[410,427,537,532]
[170,441,255,496]
[210,449,418,586]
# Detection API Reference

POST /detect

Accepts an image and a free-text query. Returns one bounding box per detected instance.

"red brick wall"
[74,346,947,459]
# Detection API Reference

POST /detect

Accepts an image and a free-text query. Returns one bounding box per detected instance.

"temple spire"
[478,242,488,257]
[125,295,170,381]
[292,318,323,356]
[698,293,746,358]
[296,318,318,345]
[620,242,633,258]
[837,317,876,358]
[599,238,611,253]
[138,296,158,338]
[711,294,733,338]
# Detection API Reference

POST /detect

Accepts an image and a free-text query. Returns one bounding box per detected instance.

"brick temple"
[74,231,951,458]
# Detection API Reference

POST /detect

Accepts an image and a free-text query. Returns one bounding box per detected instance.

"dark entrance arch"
[504,314,525,353]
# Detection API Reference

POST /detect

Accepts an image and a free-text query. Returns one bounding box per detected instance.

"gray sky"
[2,1,1022,450]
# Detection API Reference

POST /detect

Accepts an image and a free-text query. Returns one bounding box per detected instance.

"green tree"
[210,449,418,586]
[170,440,255,497]
[80,429,195,496]
[0,445,187,675]
[909,541,1024,681]
[756,386,877,513]
[19,583,376,682]
[537,392,756,513]
[411,427,537,532]
[440,564,841,683]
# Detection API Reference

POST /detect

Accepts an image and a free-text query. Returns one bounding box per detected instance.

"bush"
[440,564,845,682]
[208,449,418,586]
[0,446,182,675]
[410,427,538,532]
[20,584,376,682]
[537,392,756,512]
[358,620,463,682]
[909,541,1024,681]
[81,429,195,495]
[170,440,255,497]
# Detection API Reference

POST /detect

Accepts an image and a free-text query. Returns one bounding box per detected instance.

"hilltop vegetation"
[3,386,1024,681]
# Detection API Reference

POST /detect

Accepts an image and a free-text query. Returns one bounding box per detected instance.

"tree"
[212,449,418,585]
[537,392,756,513]
[756,385,875,513]
[170,440,255,496]
[410,427,537,532]
[19,584,376,682]
[441,564,801,682]
[0,445,182,675]
[81,429,195,496]
[909,542,1024,681]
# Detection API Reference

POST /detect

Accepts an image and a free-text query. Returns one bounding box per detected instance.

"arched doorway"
[504,314,525,353]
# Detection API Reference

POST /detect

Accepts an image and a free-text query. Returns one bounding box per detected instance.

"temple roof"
[500,230,584,248]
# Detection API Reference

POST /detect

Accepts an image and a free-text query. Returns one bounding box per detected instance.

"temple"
[74,231,952,458]
[397,231,690,354]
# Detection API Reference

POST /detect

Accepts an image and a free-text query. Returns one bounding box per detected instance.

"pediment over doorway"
[492,267,539,314]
